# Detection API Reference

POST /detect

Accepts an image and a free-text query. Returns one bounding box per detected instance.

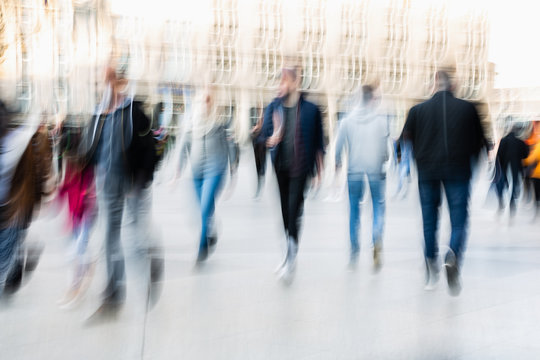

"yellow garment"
[524,142,540,179]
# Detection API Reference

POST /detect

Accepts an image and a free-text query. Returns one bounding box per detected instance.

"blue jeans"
[348,174,386,254]
[99,176,154,301]
[193,174,224,253]
[418,179,470,263]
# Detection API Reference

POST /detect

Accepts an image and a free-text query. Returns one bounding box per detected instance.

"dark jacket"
[259,94,324,176]
[401,91,486,180]
[83,99,157,189]
[496,131,529,176]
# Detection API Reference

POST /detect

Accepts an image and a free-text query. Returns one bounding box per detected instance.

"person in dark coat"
[401,70,487,296]
[495,122,529,216]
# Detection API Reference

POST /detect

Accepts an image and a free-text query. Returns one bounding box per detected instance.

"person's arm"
[314,106,325,177]
[524,143,540,166]
[224,120,239,174]
[176,122,192,177]
[400,105,416,144]
[334,116,347,170]
[258,102,275,146]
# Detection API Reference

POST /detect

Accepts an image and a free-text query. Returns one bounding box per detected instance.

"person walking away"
[401,70,487,296]
[494,122,529,218]
[335,85,388,270]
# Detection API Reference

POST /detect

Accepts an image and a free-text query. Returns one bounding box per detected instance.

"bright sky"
[488,0,540,88]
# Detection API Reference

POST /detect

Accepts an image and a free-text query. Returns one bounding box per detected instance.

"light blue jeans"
[348,174,386,254]
[193,173,224,253]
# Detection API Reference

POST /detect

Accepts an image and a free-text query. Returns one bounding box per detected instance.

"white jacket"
[335,105,389,180]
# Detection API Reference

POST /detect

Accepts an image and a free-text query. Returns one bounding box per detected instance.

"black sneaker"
[4,258,24,295]
[444,250,461,296]
[424,257,440,291]
[24,242,44,273]
[196,246,209,264]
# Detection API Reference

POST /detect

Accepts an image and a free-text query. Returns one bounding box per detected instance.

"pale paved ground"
[1,146,540,360]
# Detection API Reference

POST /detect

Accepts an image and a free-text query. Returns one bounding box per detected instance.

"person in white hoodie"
[335,85,389,269]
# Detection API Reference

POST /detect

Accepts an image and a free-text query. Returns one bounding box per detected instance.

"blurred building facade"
[0,0,493,141]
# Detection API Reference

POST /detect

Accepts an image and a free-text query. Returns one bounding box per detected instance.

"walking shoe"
[444,250,461,296]
[148,254,164,310]
[278,238,298,283]
[196,246,209,264]
[274,235,291,273]
[424,257,440,291]
[24,242,44,273]
[373,243,383,271]
[348,250,359,271]
[3,258,24,295]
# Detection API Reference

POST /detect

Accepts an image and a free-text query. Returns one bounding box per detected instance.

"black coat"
[402,91,487,180]
[496,132,529,176]
[259,95,324,176]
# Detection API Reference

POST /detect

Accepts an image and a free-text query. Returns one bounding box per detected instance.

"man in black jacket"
[402,70,487,295]
[259,67,325,282]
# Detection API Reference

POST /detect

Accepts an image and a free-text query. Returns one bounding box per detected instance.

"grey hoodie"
[335,105,389,180]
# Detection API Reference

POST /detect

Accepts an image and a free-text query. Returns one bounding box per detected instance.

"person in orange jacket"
[523,138,540,216]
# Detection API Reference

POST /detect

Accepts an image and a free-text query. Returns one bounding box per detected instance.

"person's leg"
[275,170,290,235]
[369,174,386,269]
[442,178,470,296]
[198,174,224,259]
[418,180,442,262]
[509,170,521,215]
[347,178,364,256]
[495,172,507,211]
[0,227,22,294]
[443,179,470,264]
[368,174,386,246]
[287,174,308,245]
[254,142,266,197]
[103,183,126,303]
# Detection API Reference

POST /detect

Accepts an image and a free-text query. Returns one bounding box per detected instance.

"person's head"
[435,70,452,92]
[361,85,375,105]
[278,67,299,99]
[105,61,129,96]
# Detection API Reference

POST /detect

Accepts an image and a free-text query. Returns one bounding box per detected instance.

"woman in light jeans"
[177,88,238,263]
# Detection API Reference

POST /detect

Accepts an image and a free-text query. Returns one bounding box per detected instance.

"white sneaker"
[424,258,440,291]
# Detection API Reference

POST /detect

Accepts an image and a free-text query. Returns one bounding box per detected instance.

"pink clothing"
[58,163,96,231]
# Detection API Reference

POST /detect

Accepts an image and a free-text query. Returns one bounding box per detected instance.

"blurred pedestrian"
[335,85,388,270]
[86,62,163,316]
[259,67,325,282]
[0,104,52,296]
[251,108,267,198]
[56,123,97,306]
[494,122,529,217]
[401,70,487,295]
[523,139,540,218]
[177,86,238,264]
[523,120,540,204]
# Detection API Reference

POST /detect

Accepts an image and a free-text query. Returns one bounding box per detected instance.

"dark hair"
[436,70,451,90]
[362,85,374,104]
